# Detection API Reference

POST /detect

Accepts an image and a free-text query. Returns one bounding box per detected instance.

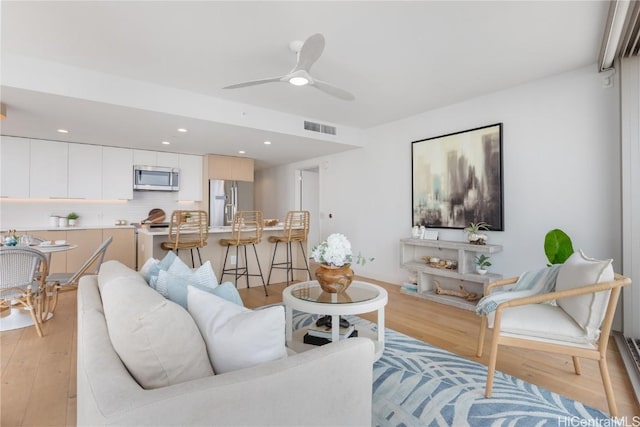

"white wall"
[257,64,621,284]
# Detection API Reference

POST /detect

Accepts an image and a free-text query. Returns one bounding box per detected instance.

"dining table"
[0,242,78,332]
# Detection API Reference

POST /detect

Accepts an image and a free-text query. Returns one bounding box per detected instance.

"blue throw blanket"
[475,265,562,316]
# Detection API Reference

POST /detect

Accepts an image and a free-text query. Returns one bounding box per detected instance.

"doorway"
[295,167,320,249]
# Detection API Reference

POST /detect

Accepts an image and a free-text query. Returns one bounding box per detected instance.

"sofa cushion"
[99,260,148,291]
[100,266,214,389]
[188,286,287,374]
[555,250,614,339]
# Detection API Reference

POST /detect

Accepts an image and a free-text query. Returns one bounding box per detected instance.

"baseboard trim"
[614,332,640,407]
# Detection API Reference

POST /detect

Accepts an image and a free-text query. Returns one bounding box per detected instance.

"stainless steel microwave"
[133,165,180,191]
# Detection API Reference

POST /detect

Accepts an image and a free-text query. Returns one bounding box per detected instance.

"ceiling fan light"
[289,76,309,86]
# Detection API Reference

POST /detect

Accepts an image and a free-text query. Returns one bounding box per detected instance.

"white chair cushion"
[187,286,287,374]
[489,304,596,347]
[100,270,214,389]
[555,250,614,339]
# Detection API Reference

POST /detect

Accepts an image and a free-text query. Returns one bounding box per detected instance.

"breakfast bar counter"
[136,225,310,287]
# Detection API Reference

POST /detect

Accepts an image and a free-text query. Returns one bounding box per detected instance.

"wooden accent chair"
[266,210,312,287]
[476,265,631,417]
[219,210,268,296]
[45,236,113,315]
[0,247,49,337]
[160,210,209,267]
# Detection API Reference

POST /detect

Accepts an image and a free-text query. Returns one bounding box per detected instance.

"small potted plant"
[474,254,491,275]
[67,212,79,226]
[464,222,490,245]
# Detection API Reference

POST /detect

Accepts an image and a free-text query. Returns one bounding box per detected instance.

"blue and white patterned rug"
[291,311,610,427]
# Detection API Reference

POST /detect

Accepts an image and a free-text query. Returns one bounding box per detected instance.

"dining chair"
[475,253,632,417]
[266,210,312,287]
[219,210,268,296]
[44,236,113,315]
[160,210,209,267]
[0,247,49,337]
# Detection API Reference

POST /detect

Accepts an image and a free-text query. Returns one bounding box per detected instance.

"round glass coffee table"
[282,280,388,360]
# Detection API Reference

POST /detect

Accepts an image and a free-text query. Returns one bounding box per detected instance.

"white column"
[621,56,640,338]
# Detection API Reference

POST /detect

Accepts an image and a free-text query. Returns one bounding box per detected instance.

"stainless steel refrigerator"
[209,180,254,226]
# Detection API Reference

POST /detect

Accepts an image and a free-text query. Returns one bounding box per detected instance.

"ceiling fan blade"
[293,33,325,72]
[311,79,355,101]
[223,76,284,90]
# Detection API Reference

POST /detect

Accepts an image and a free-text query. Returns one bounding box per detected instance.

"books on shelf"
[306,324,355,339]
[303,329,358,346]
[402,282,418,292]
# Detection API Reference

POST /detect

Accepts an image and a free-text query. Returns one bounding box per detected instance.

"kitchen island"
[136,225,310,288]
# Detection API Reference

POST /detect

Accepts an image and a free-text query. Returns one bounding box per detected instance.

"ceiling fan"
[222,33,355,101]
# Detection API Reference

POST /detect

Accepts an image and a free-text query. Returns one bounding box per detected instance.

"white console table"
[400,238,503,311]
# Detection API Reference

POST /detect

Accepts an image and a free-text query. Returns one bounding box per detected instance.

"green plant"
[464,222,490,244]
[464,222,490,234]
[67,212,79,220]
[474,254,492,270]
[544,229,574,265]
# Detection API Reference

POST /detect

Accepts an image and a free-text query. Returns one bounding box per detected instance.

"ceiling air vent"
[304,120,336,135]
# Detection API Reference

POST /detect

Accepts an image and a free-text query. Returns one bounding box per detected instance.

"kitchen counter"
[136,225,285,236]
[5,225,136,233]
[136,225,309,288]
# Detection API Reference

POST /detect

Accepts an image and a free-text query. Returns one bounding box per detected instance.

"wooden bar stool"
[266,210,312,287]
[219,211,268,296]
[161,210,209,267]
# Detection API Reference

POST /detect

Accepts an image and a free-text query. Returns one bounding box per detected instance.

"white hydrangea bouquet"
[311,233,373,267]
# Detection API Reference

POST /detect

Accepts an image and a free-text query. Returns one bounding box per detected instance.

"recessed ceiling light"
[177,128,188,133]
[57,129,69,133]
[264,140,272,145]
[161,141,171,145]
[238,150,246,154]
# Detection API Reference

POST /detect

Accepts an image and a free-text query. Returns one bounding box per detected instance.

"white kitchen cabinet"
[0,136,30,198]
[133,149,179,168]
[102,146,133,200]
[157,152,179,168]
[178,154,203,201]
[30,139,68,198]
[133,149,156,166]
[68,143,102,199]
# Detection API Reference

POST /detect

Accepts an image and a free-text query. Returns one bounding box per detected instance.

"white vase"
[476,268,487,275]
[68,219,77,226]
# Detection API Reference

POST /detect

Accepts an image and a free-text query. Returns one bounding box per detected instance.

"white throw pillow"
[187,286,287,374]
[555,250,614,339]
[101,276,214,389]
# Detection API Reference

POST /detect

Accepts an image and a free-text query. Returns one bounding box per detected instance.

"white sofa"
[77,261,374,426]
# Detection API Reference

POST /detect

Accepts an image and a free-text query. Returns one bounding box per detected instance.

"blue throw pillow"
[146,251,178,289]
[160,270,243,309]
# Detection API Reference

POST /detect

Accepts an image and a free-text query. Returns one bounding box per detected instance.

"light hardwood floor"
[1,277,638,426]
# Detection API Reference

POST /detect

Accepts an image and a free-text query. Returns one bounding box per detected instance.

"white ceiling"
[0,1,609,169]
